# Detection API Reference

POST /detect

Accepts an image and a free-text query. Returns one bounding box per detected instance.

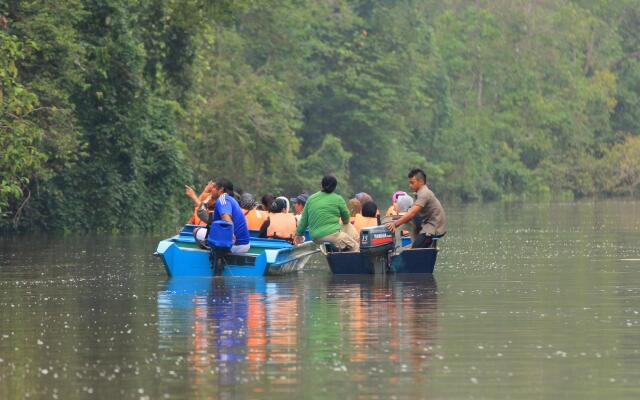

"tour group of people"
[183,168,447,254]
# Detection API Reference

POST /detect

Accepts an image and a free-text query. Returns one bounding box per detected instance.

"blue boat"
[155,225,320,277]
[324,225,439,275]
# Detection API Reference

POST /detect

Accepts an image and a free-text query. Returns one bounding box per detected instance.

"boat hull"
[325,247,438,275]
[156,228,319,277]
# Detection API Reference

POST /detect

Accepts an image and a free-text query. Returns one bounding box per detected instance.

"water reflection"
[157,274,439,398]
[326,275,439,389]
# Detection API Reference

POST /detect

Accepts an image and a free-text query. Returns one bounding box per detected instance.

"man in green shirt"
[294,175,359,251]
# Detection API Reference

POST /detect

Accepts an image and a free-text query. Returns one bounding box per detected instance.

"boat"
[155,224,320,277]
[324,225,438,274]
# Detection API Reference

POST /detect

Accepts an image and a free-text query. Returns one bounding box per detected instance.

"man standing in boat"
[294,175,359,251]
[386,168,447,248]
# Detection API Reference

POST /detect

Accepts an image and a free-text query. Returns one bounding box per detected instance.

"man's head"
[321,175,338,193]
[407,168,427,192]
[291,193,308,214]
[212,178,234,199]
[361,201,378,218]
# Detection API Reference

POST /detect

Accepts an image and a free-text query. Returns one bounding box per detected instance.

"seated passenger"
[185,181,215,226]
[294,175,359,251]
[347,198,361,224]
[353,201,380,234]
[385,191,408,216]
[258,198,298,241]
[240,192,267,231]
[193,178,251,254]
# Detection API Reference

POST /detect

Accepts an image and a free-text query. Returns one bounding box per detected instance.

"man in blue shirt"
[194,178,251,253]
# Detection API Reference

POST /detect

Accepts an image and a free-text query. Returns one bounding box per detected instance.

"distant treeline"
[1,0,639,232]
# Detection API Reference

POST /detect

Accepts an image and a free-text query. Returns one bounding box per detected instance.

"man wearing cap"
[290,192,308,222]
[294,175,359,251]
[385,168,446,248]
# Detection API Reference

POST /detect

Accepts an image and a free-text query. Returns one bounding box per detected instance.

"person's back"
[301,191,348,240]
[245,208,267,231]
[266,212,297,240]
[213,193,250,246]
[353,201,379,234]
[259,198,297,241]
[295,175,358,251]
[353,214,378,234]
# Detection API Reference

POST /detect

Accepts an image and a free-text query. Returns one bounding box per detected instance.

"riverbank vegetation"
[1,0,639,231]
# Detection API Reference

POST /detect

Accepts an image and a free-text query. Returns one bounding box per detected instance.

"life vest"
[190,203,213,226]
[353,214,378,234]
[267,212,297,240]
[244,208,267,231]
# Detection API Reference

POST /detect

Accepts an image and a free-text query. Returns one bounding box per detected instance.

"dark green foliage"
[1,0,639,232]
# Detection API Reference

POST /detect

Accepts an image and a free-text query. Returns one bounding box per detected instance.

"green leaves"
[2,0,639,232]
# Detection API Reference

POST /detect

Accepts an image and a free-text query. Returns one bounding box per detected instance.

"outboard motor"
[359,225,395,274]
[207,220,233,275]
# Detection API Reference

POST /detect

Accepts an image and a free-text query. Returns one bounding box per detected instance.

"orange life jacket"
[353,214,378,234]
[267,212,297,240]
[244,208,267,231]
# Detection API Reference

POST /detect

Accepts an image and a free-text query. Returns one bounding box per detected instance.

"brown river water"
[1,200,639,399]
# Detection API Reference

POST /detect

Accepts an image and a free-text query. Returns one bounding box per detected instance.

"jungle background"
[1,0,639,232]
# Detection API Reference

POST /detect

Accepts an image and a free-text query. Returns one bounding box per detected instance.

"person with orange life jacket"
[239,192,267,231]
[352,201,380,235]
[185,181,215,226]
[258,198,298,241]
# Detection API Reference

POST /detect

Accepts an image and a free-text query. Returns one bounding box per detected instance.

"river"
[1,200,639,399]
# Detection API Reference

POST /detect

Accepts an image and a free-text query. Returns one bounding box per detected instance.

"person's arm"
[258,219,270,238]
[197,203,211,224]
[294,205,309,244]
[386,204,421,232]
[339,199,350,224]
[185,185,200,206]
[295,206,308,236]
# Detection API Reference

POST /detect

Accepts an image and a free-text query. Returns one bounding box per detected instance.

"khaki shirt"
[413,185,447,236]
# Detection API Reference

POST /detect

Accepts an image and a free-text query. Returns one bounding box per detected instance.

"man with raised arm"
[386,168,447,248]
[192,178,251,254]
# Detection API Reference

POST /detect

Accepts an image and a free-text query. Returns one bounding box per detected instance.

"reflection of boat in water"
[156,273,440,395]
[324,274,438,377]
[155,224,319,277]
[324,226,438,274]
[157,276,299,389]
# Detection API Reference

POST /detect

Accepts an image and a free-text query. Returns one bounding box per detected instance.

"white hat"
[396,195,413,213]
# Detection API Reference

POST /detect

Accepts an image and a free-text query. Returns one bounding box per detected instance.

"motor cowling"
[207,220,234,250]
[207,220,234,275]
[359,225,394,273]
[360,225,394,254]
